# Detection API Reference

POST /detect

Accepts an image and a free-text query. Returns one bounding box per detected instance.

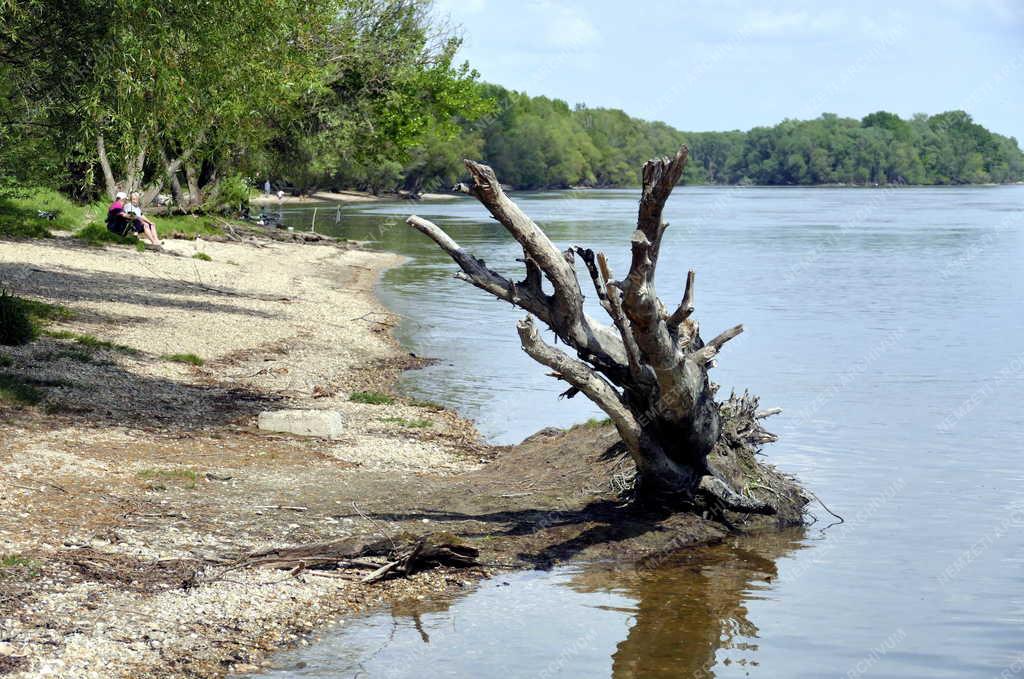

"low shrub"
[0,290,36,346]
[0,374,43,405]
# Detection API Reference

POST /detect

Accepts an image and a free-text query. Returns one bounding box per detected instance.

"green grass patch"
[380,416,433,429]
[36,348,96,364]
[405,397,445,411]
[0,213,53,239]
[349,390,394,405]
[0,353,11,368]
[577,416,613,429]
[192,252,212,262]
[137,467,198,489]
[154,215,223,239]
[75,221,140,247]
[0,374,44,406]
[19,297,74,325]
[0,553,42,578]
[162,353,204,366]
[0,187,102,239]
[44,329,139,355]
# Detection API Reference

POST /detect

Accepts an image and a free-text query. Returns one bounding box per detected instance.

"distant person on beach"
[264,179,271,195]
[124,192,161,246]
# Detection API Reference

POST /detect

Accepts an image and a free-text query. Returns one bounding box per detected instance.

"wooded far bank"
[2,0,1021,209]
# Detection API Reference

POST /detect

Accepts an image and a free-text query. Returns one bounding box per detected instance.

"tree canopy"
[0,0,489,204]
[2,3,1021,203]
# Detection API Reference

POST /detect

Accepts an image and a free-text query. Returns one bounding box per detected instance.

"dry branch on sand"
[219,534,479,584]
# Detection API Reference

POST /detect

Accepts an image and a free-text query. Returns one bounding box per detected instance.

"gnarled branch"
[517,316,641,451]
[407,215,553,323]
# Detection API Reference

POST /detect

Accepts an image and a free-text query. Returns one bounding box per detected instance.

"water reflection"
[253,529,806,678]
[570,529,807,678]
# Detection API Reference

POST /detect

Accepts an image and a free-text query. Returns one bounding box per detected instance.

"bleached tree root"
[408,146,794,515]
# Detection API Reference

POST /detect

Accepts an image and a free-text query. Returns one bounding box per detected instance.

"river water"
[258,186,1024,678]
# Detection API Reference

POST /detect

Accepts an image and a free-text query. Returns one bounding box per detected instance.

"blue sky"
[433,0,1024,143]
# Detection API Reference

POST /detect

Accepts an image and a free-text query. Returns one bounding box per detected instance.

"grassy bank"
[0,187,224,244]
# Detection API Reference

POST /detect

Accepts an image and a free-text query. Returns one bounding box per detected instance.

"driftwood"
[408,147,778,513]
[226,534,479,583]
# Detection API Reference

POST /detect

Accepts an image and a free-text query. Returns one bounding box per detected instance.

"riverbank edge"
[0,226,803,678]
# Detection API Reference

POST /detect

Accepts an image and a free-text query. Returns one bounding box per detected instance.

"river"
[256,185,1024,677]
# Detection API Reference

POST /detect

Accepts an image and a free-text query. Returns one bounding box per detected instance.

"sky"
[432,0,1024,142]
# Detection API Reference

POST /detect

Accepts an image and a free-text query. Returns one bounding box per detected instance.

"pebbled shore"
[0,233,485,677]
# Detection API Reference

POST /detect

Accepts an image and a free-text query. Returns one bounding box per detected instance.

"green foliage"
[458,98,1024,188]
[3,1,1019,202]
[153,216,222,239]
[44,330,139,355]
[18,297,73,325]
[0,374,43,405]
[192,253,212,262]
[0,188,101,238]
[204,175,251,210]
[350,390,394,405]
[0,553,42,578]
[578,417,613,429]
[0,213,53,239]
[37,348,96,364]
[0,354,11,368]
[0,290,36,346]
[76,222,139,247]
[162,353,204,366]
[380,416,432,428]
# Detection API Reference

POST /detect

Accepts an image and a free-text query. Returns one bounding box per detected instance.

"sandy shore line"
[0,234,486,677]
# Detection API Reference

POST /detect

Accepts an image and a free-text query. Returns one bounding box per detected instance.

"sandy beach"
[0,233,486,677]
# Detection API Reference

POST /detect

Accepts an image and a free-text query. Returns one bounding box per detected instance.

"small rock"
[257,410,345,439]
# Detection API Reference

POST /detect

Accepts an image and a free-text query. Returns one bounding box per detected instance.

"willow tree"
[408,147,780,513]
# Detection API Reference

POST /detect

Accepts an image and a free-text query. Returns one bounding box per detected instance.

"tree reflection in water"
[568,528,807,678]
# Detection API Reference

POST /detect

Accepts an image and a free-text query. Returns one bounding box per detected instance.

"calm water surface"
[260,186,1024,677]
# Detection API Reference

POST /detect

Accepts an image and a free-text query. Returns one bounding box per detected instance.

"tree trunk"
[159,149,187,210]
[96,134,117,199]
[184,162,202,208]
[407,146,775,513]
[125,141,146,195]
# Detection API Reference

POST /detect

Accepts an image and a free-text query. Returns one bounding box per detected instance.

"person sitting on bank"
[105,191,135,237]
[124,192,161,246]
[105,191,160,248]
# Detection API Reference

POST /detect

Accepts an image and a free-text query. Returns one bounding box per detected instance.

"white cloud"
[532,1,599,49]
[741,9,848,37]
[434,0,486,18]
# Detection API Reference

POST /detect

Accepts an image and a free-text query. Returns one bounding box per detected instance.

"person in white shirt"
[124,192,161,246]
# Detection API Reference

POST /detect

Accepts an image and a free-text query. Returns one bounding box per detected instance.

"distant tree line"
[2,2,1020,205]
[399,85,1024,191]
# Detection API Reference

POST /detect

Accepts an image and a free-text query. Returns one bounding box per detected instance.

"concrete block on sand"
[258,409,345,439]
